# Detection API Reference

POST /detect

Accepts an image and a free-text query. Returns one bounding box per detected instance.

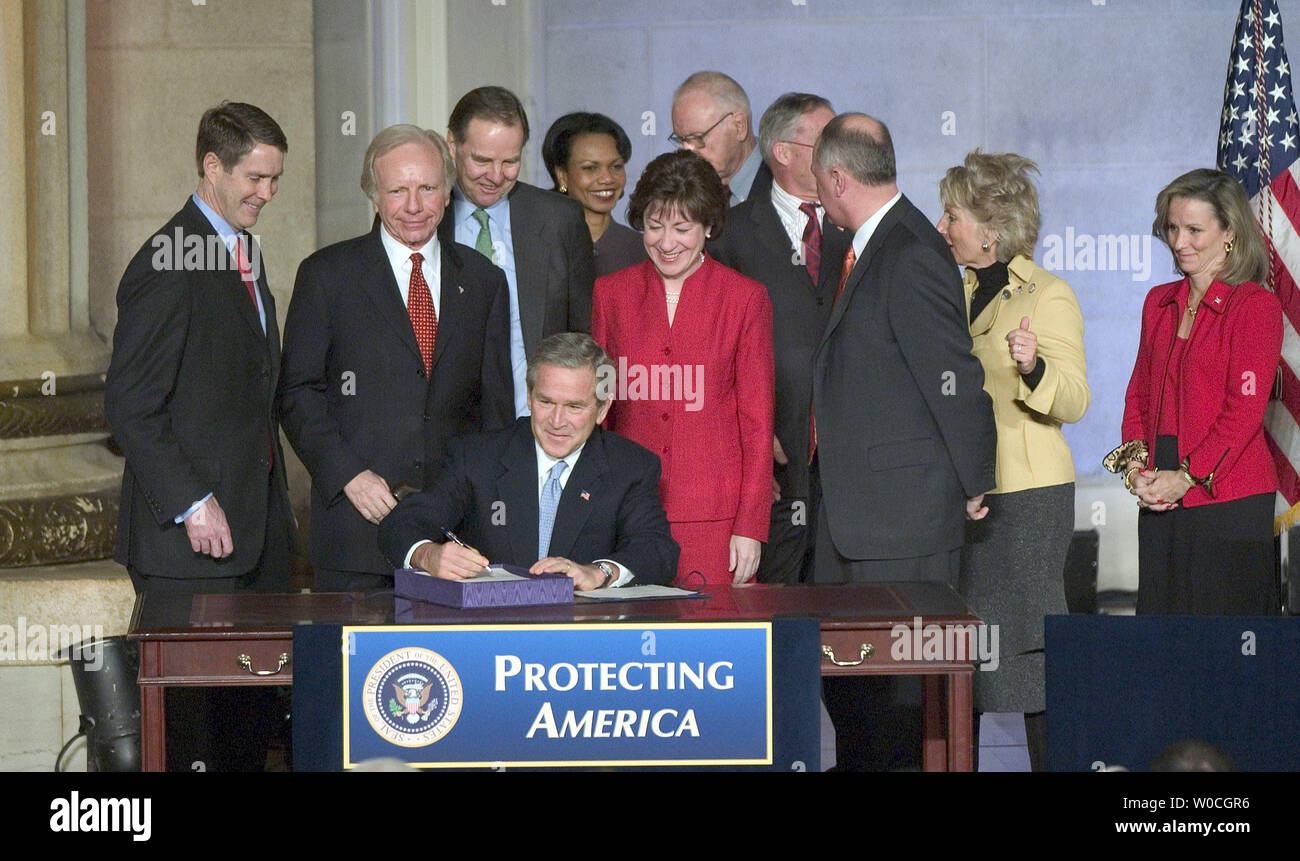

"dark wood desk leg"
[922,675,948,772]
[948,670,973,772]
[138,642,166,772]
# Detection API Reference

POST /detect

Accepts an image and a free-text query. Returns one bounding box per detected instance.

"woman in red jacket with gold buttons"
[592,150,774,586]
[1110,168,1282,614]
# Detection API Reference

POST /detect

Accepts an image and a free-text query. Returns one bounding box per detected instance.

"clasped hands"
[1127,462,1192,510]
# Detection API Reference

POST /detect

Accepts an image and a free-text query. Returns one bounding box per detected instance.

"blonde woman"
[938,150,1090,771]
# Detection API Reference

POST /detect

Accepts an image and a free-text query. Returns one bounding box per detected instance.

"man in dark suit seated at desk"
[379,333,679,590]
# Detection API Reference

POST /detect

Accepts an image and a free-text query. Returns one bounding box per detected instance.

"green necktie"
[472,208,495,263]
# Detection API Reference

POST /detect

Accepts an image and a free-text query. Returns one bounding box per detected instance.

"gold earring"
[559,184,567,194]
[1224,239,1234,255]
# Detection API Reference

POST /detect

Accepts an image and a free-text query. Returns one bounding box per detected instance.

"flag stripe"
[1221,0,1300,518]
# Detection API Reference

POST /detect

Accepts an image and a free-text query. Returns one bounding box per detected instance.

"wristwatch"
[596,561,615,588]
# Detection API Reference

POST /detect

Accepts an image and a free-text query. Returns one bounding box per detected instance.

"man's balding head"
[811,113,899,232]
[670,71,755,184]
[813,113,896,187]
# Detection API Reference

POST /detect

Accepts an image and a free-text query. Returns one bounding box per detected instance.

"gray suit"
[811,194,995,581]
[439,181,595,358]
[813,192,996,771]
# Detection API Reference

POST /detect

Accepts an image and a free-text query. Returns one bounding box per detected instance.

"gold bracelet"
[1123,466,1140,491]
[1178,456,1216,498]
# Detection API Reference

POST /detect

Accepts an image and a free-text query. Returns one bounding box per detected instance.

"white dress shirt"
[378,224,442,318]
[852,191,903,261]
[769,180,823,250]
[402,437,633,586]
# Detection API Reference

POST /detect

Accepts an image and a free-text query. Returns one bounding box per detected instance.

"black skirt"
[1137,435,1281,615]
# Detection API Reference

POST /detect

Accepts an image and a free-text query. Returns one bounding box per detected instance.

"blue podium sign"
[341,623,773,768]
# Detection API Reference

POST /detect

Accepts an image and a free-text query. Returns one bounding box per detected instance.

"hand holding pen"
[411,528,490,580]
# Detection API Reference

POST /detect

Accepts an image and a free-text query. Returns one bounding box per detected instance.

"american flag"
[1217,0,1300,529]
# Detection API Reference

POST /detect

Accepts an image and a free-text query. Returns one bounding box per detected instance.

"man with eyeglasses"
[670,71,771,205]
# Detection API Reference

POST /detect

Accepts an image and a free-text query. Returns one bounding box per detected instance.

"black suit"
[380,419,679,585]
[811,195,995,579]
[278,222,513,579]
[106,198,296,585]
[438,181,595,361]
[105,196,296,771]
[738,159,774,205]
[812,194,995,771]
[711,189,850,583]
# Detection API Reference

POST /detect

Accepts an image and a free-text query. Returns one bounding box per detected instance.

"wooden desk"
[128,583,979,772]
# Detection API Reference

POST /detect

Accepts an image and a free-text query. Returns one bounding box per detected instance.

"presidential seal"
[362,647,463,747]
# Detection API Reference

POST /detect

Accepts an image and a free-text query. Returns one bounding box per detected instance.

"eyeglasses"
[668,112,734,148]
[778,140,816,149]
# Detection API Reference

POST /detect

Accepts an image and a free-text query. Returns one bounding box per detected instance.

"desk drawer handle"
[821,643,874,666]
[237,653,290,676]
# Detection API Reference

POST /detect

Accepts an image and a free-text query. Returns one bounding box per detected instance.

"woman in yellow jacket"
[937,150,1090,772]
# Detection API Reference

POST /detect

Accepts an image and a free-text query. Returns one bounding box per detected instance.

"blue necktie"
[537,460,568,560]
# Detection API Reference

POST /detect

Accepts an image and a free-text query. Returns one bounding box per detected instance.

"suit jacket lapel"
[819,197,908,347]
[545,431,607,560]
[357,221,423,364]
[431,240,472,373]
[750,200,816,293]
[819,221,852,294]
[498,423,541,565]
[179,203,263,342]
[236,231,280,418]
[508,186,544,358]
[234,231,272,344]
[259,257,279,370]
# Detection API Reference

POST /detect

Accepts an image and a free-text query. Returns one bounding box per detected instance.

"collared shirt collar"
[851,190,903,260]
[728,145,763,203]
[378,221,441,311]
[454,190,510,232]
[190,192,266,332]
[769,179,819,247]
[191,192,240,254]
[534,438,587,494]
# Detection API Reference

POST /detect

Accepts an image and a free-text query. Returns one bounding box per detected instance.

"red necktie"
[810,245,858,463]
[236,235,260,317]
[798,202,822,283]
[833,244,856,306]
[408,252,437,374]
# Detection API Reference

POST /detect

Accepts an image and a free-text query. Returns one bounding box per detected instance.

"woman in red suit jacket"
[1110,168,1282,615]
[592,150,774,585]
